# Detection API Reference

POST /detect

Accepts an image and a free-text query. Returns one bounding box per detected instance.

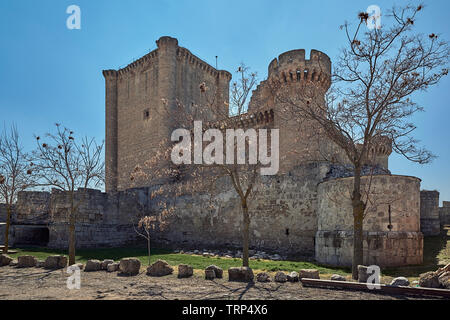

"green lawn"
[6,246,350,276]
[5,226,449,280]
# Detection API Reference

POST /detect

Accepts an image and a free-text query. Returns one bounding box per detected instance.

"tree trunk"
[2,205,11,253]
[351,165,365,280]
[147,237,151,266]
[242,200,250,267]
[68,194,76,266]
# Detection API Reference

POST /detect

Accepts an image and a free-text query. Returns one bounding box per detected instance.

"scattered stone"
[107,263,119,272]
[436,263,450,276]
[274,271,288,283]
[84,259,102,272]
[412,280,419,286]
[331,274,346,281]
[44,255,68,269]
[146,259,173,277]
[299,269,320,280]
[205,265,223,278]
[390,277,410,287]
[228,267,254,282]
[419,271,440,288]
[438,271,450,289]
[178,264,193,278]
[287,271,299,282]
[357,265,370,283]
[17,255,37,268]
[101,259,114,270]
[205,269,216,280]
[69,263,84,271]
[0,254,13,267]
[256,272,271,282]
[119,258,141,276]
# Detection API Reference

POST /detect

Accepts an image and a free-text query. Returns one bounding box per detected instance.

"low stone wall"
[420,190,441,236]
[439,201,450,227]
[315,175,423,267]
[315,231,423,267]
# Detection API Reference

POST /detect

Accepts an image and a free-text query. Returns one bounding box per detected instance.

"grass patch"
[7,246,349,275]
[6,226,448,280]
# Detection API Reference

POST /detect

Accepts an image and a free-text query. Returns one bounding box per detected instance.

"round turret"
[268,49,331,90]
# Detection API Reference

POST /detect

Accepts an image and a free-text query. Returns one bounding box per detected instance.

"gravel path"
[0,266,436,300]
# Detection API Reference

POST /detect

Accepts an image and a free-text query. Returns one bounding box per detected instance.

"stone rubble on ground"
[205,265,223,279]
[0,254,13,266]
[419,263,450,289]
[174,248,288,261]
[178,264,193,278]
[390,277,410,287]
[146,259,173,277]
[228,267,254,282]
[44,255,67,270]
[84,259,102,272]
[256,272,271,282]
[119,258,141,276]
[106,262,119,272]
[101,259,115,270]
[17,255,37,268]
[274,271,288,283]
[205,269,216,280]
[299,269,320,280]
[287,271,299,282]
[331,274,346,281]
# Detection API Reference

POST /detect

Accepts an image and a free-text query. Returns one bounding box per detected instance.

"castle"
[1,36,449,267]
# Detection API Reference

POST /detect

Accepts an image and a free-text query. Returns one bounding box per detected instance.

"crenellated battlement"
[267,49,331,90]
[367,136,393,157]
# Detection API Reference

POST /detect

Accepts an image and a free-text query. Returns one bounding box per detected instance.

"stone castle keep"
[1,36,449,267]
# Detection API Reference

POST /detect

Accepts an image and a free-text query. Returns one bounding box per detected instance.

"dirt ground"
[0,266,443,300]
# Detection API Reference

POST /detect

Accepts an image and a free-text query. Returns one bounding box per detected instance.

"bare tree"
[32,124,104,265]
[273,4,449,279]
[230,63,258,116]
[0,124,35,253]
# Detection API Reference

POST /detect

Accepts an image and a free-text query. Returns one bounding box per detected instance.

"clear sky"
[0,0,449,203]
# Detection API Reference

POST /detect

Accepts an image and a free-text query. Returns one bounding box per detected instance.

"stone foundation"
[315,231,423,267]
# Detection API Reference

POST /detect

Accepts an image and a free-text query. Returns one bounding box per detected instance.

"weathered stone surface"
[205,269,215,280]
[106,262,119,272]
[178,264,193,278]
[287,271,299,282]
[0,254,13,267]
[438,271,450,289]
[70,263,84,270]
[357,265,370,283]
[419,271,440,288]
[84,259,102,272]
[256,272,271,282]
[205,265,223,279]
[228,267,254,282]
[101,259,114,270]
[44,255,67,269]
[178,264,194,278]
[274,271,288,283]
[331,274,346,281]
[390,277,410,287]
[118,258,141,276]
[17,255,37,268]
[146,259,173,277]
[299,269,320,280]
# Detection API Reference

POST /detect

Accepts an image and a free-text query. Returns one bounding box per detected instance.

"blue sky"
[0,0,449,203]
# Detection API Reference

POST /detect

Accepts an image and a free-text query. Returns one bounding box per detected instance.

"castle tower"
[248,49,333,173]
[103,36,231,191]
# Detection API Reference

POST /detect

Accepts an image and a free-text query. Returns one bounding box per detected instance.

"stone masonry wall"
[315,175,423,267]
[439,201,450,227]
[420,190,441,236]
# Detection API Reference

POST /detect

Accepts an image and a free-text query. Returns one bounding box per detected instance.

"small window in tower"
[143,109,150,120]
